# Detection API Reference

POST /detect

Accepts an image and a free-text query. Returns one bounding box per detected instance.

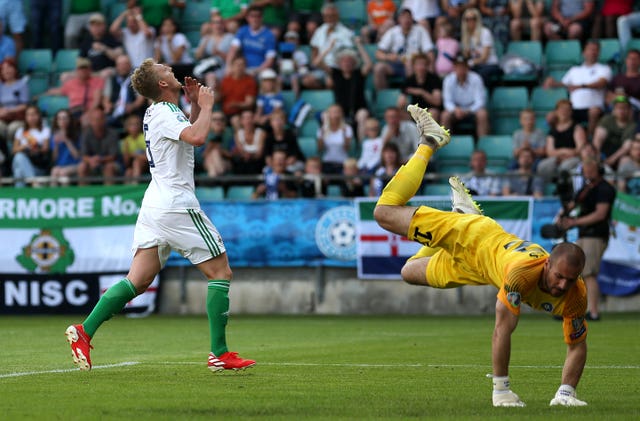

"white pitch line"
[0,362,139,379]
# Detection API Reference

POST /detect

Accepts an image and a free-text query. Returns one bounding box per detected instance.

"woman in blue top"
[49,109,81,186]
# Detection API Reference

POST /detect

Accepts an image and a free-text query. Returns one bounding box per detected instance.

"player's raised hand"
[182,76,200,103]
[197,85,215,111]
[549,385,588,406]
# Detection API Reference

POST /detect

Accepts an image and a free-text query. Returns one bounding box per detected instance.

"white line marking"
[0,362,139,379]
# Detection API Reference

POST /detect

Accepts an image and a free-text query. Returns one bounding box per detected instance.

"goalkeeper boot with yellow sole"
[449,176,483,215]
[407,104,451,150]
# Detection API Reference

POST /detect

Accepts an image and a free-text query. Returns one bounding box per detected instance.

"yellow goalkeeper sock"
[377,145,433,206]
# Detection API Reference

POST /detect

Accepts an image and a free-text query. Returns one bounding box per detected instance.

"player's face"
[156,64,181,91]
[543,258,581,297]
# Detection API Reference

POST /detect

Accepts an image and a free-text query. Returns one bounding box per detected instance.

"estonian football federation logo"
[315,206,357,261]
[16,229,75,273]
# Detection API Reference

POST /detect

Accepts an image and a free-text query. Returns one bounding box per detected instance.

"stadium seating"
[195,186,224,201]
[52,49,79,85]
[434,135,474,167]
[178,1,210,32]
[18,49,53,77]
[598,38,621,65]
[298,136,318,158]
[300,90,334,112]
[107,1,127,24]
[327,184,343,197]
[502,41,542,83]
[37,95,69,118]
[423,184,451,196]
[489,87,529,135]
[530,86,567,129]
[185,31,201,49]
[477,135,513,169]
[300,118,319,138]
[372,88,400,119]
[281,90,297,112]
[334,0,367,31]
[625,38,640,54]
[226,185,255,200]
[27,76,50,97]
[544,40,582,72]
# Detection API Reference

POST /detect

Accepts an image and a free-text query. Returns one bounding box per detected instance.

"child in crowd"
[278,30,310,96]
[120,114,148,184]
[298,156,326,198]
[511,108,546,170]
[254,68,285,128]
[434,20,459,78]
[357,117,384,174]
[369,142,402,197]
[340,157,366,197]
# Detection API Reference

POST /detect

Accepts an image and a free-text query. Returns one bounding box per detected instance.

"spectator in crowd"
[479,0,510,49]
[509,0,545,41]
[558,158,616,321]
[437,0,478,33]
[317,103,353,175]
[298,156,326,198]
[330,38,372,141]
[502,146,544,198]
[154,17,193,82]
[253,149,298,199]
[340,157,366,197]
[79,13,125,79]
[607,49,640,113]
[433,20,460,78]
[591,0,633,39]
[460,149,501,196]
[309,4,355,80]
[441,54,490,140]
[210,0,249,35]
[47,58,105,124]
[357,117,384,175]
[593,95,637,170]
[202,111,232,177]
[49,109,81,186]
[397,53,443,123]
[11,105,51,187]
[460,7,502,87]
[134,0,185,29]
[64,0,102,49]
[370,141,403,197]
[230,109,266,175]
[110,6,156,68]
[617,10,640,50]
[0,21,16,62]
[219,56,257,124]
[0,128,7,176]
[569,142,610,192]
[278,30,311,95]
[544,0,595,41]
[0,58,28,148]
[120,114,148,184]
[30,0,62,53]
[254,68,285,128]
[77,107,121,185]
[543,40,612,137]
[374,8,435,90]
[510,108,546,169]
[380,106,419,162]
[361,0,397,43]
[288,0,324,43]
[537,99,588,181]
[102,55,146,129]
[227,6,277,77]
[263,109,305,173]
[402,0,441,33]
[193,15,233,88]
[616,134,640,194]
[0,0,26,53]
[252,0,287,39]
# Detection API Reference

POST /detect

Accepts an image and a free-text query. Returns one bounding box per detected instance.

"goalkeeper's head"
[542,243,586,297]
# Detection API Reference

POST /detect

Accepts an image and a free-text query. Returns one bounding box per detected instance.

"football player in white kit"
[65,59,255,372]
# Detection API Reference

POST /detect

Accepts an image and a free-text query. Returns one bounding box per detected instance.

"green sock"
[82,278,137,338]
[207,280,230,356]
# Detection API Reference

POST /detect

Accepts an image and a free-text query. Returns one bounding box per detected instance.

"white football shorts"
[132,206,226,267]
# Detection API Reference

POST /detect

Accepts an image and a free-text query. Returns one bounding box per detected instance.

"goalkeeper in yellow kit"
[374,105,589,408]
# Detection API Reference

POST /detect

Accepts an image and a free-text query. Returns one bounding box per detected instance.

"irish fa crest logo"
[16,229,75,273]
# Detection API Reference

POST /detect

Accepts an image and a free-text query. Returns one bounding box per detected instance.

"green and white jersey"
[141,101,198,210]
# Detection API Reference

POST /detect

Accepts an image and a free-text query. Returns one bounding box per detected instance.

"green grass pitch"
[1,313,638,420]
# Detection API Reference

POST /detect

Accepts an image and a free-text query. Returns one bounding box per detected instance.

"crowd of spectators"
[0,0,638,200]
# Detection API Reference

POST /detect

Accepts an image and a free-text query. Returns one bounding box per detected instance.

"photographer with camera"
[557,158,616,321]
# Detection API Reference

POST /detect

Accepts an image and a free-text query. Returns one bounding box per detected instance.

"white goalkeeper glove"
[492,376,526,407]
[549,384,588,406]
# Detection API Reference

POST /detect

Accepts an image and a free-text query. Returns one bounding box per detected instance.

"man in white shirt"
[109,7,156,68]
[374,8,434,89]
[543,40,612,136]
[65,59,255,373]
[380,106,420,162]
[441,54,489,139]
[309,3,354,72]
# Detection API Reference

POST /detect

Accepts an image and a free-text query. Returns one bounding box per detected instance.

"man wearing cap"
[227,6,277,77]
[441,54,489,139]
[592,95,637,169]
[64,0,102,49]
[79,13,125,78]
[46,58,105,123]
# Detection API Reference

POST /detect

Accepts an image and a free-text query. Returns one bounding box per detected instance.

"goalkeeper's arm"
[491,300,525,407]
[550,340,588,406]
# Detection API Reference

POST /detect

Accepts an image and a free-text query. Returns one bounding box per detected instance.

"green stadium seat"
[530,87,568,115]
[54,49,79,73]
[489,87,529,116]
[226,185,255,200]
[18,49,53,76]
[281,90,297,113]
[363,43,377,62]
[300,89,334,112]
[108,2,127,24]
[598,38,621,65]
[300,119,319,138]
[327,184,343,197]
[298,136,318,158]
[372,88,400,119]
[334,0,367,30]
[491,117,521,135]
[37,95,69,118]
[185,31,201,49]
[502,41,542,82]
[423,184,451,196]
[195,186,224,201]
[544,40,582,71]
[27,75,50,97]
[178,1,210,31]
[435,135,474,166]
[477,135,513,167]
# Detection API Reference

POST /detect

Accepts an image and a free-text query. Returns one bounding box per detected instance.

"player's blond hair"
[131,58,162,102]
